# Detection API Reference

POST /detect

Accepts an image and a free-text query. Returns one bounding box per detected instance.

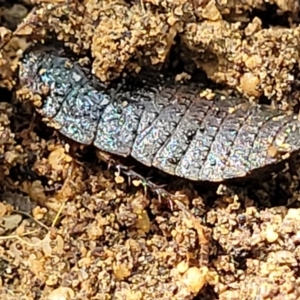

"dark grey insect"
[18,47,300,182]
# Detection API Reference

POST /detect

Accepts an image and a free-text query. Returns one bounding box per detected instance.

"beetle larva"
[18,48,300,182]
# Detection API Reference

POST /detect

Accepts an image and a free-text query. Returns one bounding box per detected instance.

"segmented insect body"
[18,48,300,182]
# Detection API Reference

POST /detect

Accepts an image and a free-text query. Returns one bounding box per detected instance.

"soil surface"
[0,1,300,299]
